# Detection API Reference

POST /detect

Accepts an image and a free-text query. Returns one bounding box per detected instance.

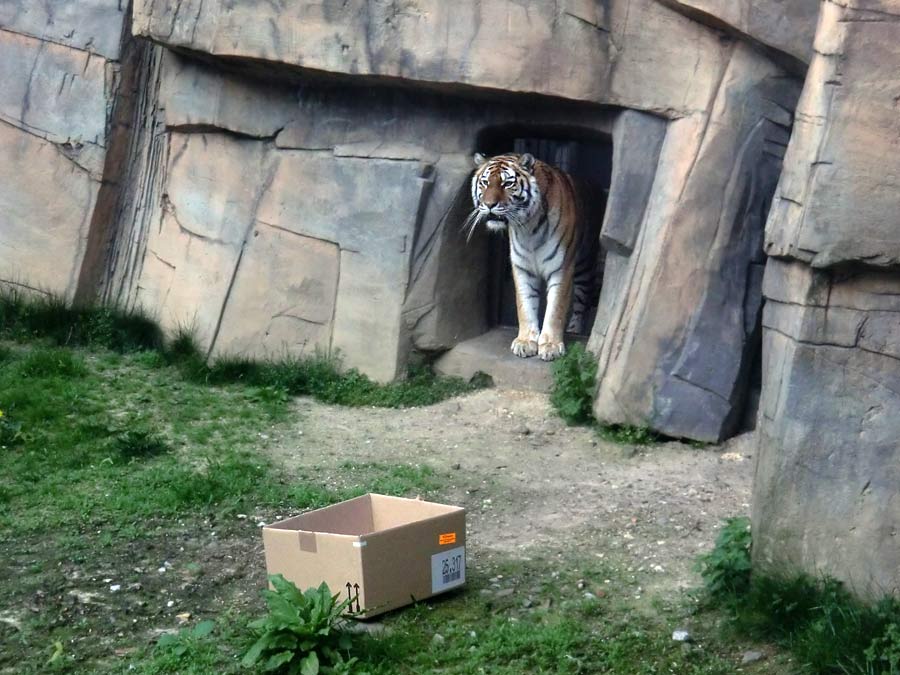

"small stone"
[431,633,445,645]
[672,629,692,642]
[175,612,191,624]
[494,588,515,599]
[109,584,121,592]
[452,463,461,470]
[741,650,765,665]
[127,583,142,591]
[236,514,248,519]
[166,600,175,608]
[157,567,166,574]
[583,592,597,601]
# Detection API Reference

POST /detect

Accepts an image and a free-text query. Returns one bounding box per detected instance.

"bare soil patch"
[268,388,756,602]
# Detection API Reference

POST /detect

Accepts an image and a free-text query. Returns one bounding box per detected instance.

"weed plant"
[550,344,660,445]
[700,518,900,674]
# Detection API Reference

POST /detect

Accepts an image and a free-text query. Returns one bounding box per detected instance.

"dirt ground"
[268,388,756,602]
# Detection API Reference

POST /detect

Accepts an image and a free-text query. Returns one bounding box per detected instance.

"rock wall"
[588,42,800,442]
[0,1,129,299]
[752,0,900,599]
[97,49,617,380]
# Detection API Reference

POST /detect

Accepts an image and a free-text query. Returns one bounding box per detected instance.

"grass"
[550,344,660,446]
[0,329,468,673]
[0,288,485,410]
[129,557,745,675]
[699,518,900,674]
[0,291,797,674]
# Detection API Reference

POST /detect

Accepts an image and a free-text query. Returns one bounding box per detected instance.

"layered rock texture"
[1,0,899,596]
[752,0,900,600]
[0,0,129,298]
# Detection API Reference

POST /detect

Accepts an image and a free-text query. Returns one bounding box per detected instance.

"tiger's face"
[469,153,540,234]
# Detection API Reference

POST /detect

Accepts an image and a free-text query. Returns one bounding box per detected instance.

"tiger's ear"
[519,153,536,171]
[473,152,487,167]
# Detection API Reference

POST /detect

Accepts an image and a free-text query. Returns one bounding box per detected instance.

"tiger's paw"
[511,337,539,358]
[538,339,566,361]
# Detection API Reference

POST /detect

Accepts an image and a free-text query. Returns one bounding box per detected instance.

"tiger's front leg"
[510,264,541,358]
[539,268,574,361]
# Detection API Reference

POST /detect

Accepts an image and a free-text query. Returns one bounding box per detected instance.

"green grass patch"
[700,518,900,674]
[0,289,484,410]
[550,344,660,446]
[0,287,163,352]
[131,558,743,675]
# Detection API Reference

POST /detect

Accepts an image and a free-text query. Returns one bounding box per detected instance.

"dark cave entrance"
[476,126,613,335]
[434,126,613,390]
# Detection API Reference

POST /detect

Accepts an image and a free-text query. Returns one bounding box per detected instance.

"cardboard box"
[262,494,466,618]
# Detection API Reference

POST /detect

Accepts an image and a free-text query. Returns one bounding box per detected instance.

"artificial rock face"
[0,1,129,298]
[752,0,900,599]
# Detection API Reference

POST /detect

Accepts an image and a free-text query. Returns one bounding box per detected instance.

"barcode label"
[431,546,465,593]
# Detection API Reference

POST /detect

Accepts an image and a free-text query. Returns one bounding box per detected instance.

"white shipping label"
[431,546,466,593]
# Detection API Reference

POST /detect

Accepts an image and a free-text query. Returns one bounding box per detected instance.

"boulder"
[753,259,900,599]
[590,43,800,442]
[0,0,127,59]
[765,0,900,268]
[752,0,900,599]
[0,16,126,299]
[657,0,819,65]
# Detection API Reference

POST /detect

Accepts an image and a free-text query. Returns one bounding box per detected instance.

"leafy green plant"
[156,620,217,658]
[867,619,900,674]
[596,424,660,446]
[242,575,364,674]
[550,343,597,426]
[114,426,170,462]
[697,516,751,599]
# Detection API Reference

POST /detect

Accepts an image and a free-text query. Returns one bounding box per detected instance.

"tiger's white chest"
[509,209,564,280]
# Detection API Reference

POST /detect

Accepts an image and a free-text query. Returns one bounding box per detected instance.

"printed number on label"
[431,546,465,593]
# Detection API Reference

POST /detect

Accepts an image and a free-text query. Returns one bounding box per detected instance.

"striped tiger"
[465,152,596,361]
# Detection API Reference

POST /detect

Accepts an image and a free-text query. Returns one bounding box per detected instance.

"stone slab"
[658,0,819,65]
[434,328,556,392]
[753,258,900,600]
[213,224,341,359]
[0,0,126,59]
[765,0,900,268]
[0,121,98,298]
[591,43,801,442]
[134,0,732,116]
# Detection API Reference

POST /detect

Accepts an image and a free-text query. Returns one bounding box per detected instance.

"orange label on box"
[439,532,457,545]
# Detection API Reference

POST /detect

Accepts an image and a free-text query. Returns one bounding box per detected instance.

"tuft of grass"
[0,288,163,353]
[595,424,661,446]
[113,426,170,462]
[17,347,86,378]
[696,516,751,599]
[550,343,597,426]
[550,344,662,446]
[1,289,482,410]
[701,518,900,674]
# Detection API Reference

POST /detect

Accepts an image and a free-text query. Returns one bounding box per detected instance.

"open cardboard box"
[262,494,466,618]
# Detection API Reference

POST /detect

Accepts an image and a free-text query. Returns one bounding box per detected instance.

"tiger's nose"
[484,199,499,209]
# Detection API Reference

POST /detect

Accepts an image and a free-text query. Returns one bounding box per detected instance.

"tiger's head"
[466,152,540,239]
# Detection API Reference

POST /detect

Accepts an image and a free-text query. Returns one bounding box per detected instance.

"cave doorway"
[435,127,613,390]
[478,129,613,335]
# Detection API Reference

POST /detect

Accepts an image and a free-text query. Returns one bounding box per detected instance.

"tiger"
[465,152,596,361]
